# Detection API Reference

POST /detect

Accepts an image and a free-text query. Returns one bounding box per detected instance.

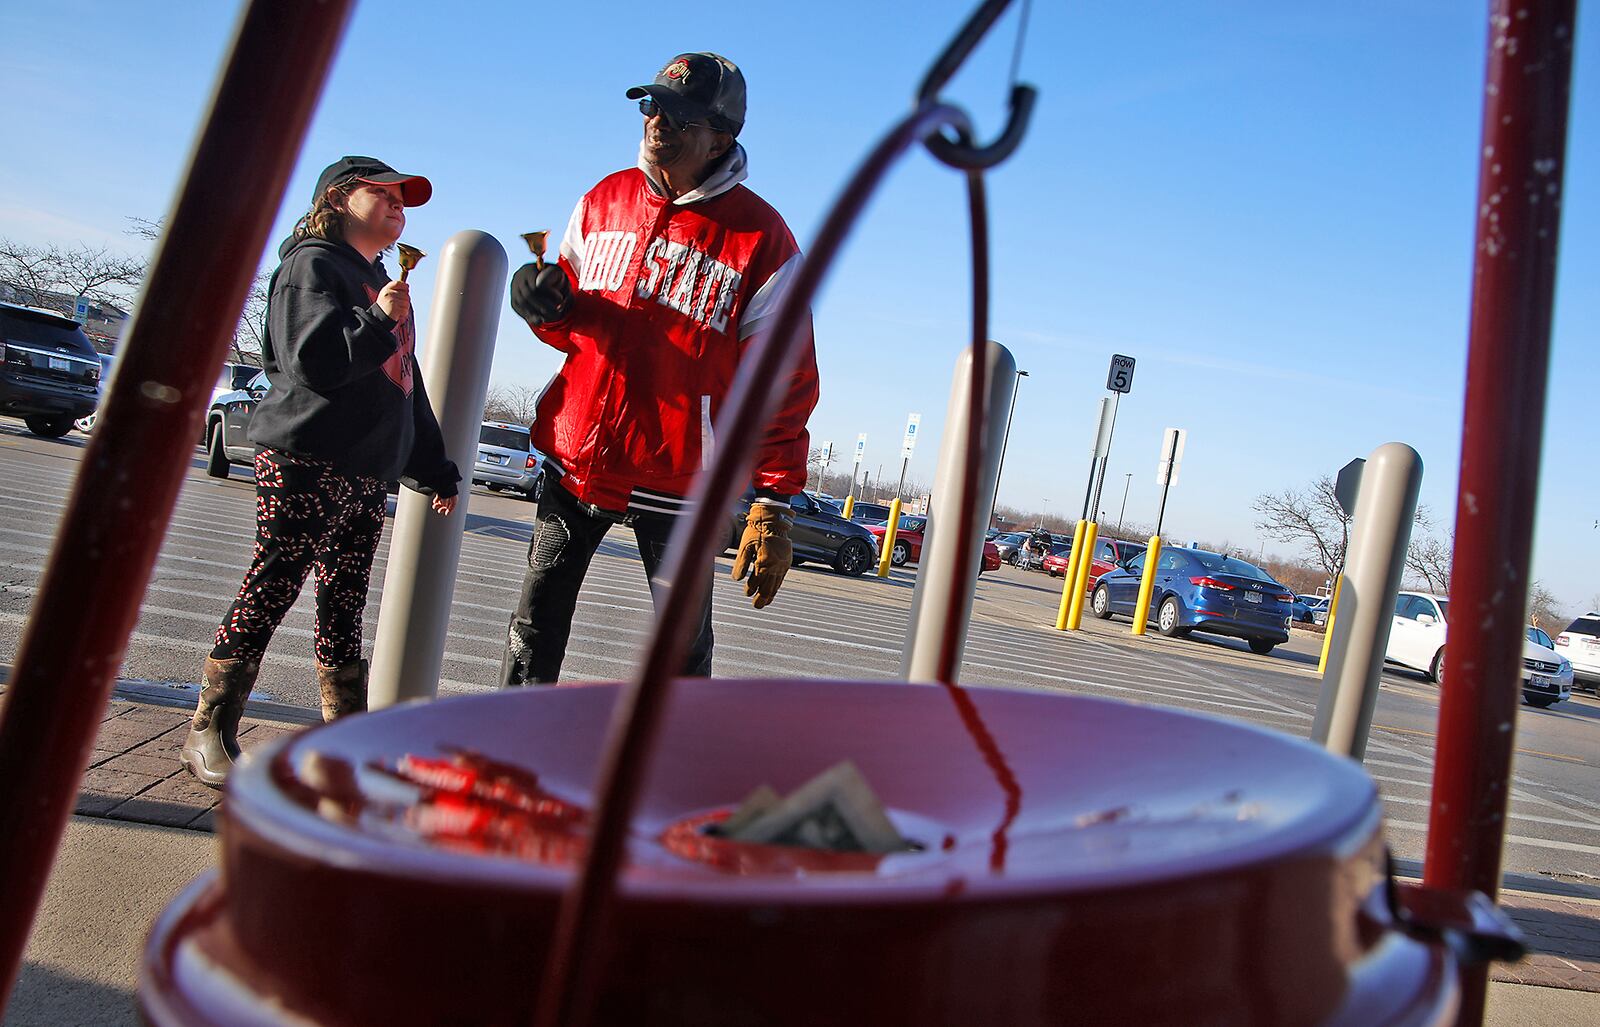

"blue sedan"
[1090,547,1294,655]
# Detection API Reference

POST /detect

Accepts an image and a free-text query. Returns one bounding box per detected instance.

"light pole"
[1117,472,1132,535]
[1041,498,1050,528]
[989,368,1028,528]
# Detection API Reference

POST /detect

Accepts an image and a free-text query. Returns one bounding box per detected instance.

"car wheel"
[24,415,73,439]
[1430,647,1446,685]
[1091,584,1112,620]
[74,412,98,434]
[1248,638,1276,655]
[1157,596,1182,637]
[834,539,872,577]
[205,423,231,478]
[890,540,910,567]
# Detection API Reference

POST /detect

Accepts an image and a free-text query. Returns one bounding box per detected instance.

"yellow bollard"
[1054,520,1089,630]
[842,495,855,520]
[1066,521,1099,630]
[876,497,904,578]
[1317,575,1344,674]
[1130,535,1164,635]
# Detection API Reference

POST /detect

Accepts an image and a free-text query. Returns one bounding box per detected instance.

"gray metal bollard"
[1311,442,1424,760]
[902,341,1017,682]
[368,230,508,708]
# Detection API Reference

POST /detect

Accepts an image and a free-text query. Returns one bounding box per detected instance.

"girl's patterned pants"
[211,448,388,667]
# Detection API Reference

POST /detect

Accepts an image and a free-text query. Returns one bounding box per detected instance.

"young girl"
[182,156,459,788]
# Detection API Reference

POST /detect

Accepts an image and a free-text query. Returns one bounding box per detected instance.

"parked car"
[205,369,269,477]
[1086,538,1146,590]
[863,514,1001,571]
[474,421,541,498]
[992,532,1028,564]
[0,302,103,437]
[867,514,927,567]
[73,352,119,434]
[1382,592,1452,681]
[1522,625,1573,708]
[1041,542,1075,577]
[1554,612,1600,694]
[848,501,893,524]
[1383,591,1573,706]
[1291,594,1331,625]
[1091,547,1293,655]
[198,362,261,442]
[729,491,878,576]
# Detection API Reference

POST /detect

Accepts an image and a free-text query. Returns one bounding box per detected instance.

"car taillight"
[1189,576,1235,590]
[1556,635,1569,646]
[525,455,538,469]
[1273,592,1292,603]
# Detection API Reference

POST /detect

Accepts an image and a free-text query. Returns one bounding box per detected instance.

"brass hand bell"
[521,232,550,271]
[396,243,426,282]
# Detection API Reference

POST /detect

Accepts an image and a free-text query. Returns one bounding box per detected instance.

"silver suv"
[474,421,540,498]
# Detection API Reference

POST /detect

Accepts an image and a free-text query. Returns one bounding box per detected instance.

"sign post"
[843,433,867,517]
[1131,426,1184,637]
[815,440,834,496]
[896,412,921,501]
[1153,427,1186,535]
[72,296,91,325]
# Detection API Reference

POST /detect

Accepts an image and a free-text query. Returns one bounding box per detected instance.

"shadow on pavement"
[9,962,138,1026]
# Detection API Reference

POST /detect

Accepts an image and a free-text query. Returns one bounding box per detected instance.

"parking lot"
[1,419,1596,886]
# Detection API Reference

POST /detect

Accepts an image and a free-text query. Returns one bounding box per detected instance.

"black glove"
[510,263,573,325]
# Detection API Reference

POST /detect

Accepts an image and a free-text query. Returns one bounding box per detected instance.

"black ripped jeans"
[500,474,714,686]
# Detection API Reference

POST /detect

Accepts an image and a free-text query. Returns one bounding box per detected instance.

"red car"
[1042,543,1074,577]
[1043,538,1147,586]
[1088,538,1147,588]
[866,515,1002,572]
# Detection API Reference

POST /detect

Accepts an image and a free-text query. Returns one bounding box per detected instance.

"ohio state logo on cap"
[664,59,690,81]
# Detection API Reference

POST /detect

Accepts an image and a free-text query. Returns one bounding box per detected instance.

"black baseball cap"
[626,53,746,137]
[311,156,432,207]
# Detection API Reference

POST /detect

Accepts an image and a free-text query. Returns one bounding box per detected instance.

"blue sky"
[3,2,1597,610]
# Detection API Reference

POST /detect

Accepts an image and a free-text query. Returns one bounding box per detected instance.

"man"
[501,52,819,686]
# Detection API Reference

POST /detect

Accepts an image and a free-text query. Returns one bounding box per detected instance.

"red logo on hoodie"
[365,283,414,396]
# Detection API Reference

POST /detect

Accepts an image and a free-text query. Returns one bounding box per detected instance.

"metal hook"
[914,0,1038,171]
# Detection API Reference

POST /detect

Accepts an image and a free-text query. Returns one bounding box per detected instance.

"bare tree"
[482,383,542,426]
[0,237,143,311]
[1527,581,1565,632]
[1404,527,1453,594]
[1252,475,1351,585]
[127,217,265,362]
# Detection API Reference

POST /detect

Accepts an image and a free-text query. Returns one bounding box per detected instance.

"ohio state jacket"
[530,144,819,516]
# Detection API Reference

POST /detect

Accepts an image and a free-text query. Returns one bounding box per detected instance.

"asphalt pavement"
[3,421,1596,886]
[2,419,1599,1020]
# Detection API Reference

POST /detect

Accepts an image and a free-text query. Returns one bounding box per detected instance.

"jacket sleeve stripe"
[737,252,803,341]
[558,196,588,282]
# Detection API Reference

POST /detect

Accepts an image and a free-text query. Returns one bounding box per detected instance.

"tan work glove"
[731,501,792,609]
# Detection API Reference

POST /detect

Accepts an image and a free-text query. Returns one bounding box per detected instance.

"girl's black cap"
[312,157,432,206]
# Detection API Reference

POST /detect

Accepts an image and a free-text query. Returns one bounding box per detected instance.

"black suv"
[0,302,103,437]
[729,491,878,576]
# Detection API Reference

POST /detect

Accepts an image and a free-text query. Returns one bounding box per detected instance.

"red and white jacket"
[531,145,819,516]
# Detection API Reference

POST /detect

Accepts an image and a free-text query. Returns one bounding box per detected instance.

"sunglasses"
[638,97,713,132]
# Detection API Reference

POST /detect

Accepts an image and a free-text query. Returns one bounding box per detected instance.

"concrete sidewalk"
[4,689,1598,1023]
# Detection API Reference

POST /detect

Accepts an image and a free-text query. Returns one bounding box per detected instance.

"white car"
[1523,625,1574,708]
[1384,590,1572,707]
[1554,613,1600,693]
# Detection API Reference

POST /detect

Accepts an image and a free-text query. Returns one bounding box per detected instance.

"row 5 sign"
[1106,354,1136,394]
